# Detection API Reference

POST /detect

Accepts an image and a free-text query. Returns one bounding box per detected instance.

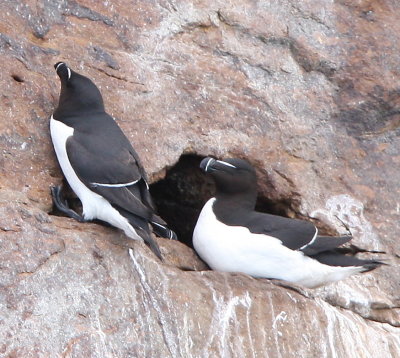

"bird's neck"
[214,191,257,212]
[54,88,105,120]
[53,108,105,126]
[212,192,256,226]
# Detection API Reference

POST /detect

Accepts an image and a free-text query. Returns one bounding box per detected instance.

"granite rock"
[1,0,400,356]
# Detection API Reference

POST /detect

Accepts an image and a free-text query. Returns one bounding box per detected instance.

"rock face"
[1,0,400,357]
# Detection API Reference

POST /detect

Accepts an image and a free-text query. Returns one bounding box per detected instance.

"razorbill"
[193,157,382,288]
[50,62,176,259]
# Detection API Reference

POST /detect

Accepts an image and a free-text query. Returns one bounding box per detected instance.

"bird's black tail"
[116,207,163,260]
[360,261,384,273]
[130,222,163,260]
[136,180,178,240]
[311,251,384,272]
[141,231,163,260]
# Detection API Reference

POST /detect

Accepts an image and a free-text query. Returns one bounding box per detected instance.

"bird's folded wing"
[66,130,142,184]
[248,213,352,254]
[246,213,318,251]
[66,134,153,220]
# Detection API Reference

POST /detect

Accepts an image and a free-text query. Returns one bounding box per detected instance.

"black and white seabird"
[193,157,382,288]
[50,62,176,259]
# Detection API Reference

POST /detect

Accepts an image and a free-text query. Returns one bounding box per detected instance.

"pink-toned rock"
[1,0,400,357]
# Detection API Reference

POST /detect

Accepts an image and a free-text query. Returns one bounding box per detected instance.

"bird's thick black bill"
[200,157,237,173]
[54,62,71,81]
[200,157,216,172]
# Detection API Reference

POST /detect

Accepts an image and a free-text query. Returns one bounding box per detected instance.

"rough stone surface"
[1,0,400,357]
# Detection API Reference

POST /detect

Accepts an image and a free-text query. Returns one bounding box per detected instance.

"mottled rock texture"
[1,0,400,357]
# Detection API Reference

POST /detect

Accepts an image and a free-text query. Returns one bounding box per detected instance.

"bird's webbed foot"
[51,185,85,223]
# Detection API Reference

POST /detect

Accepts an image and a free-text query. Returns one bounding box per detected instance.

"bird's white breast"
[50,116,97,212]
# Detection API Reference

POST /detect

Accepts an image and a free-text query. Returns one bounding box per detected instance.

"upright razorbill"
[50,62,176,259]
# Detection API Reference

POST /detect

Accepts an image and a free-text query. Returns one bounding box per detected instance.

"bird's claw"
[51,185,85,222]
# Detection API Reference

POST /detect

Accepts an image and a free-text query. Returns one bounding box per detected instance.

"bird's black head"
[200,157,257,200]
[53,62,105,119]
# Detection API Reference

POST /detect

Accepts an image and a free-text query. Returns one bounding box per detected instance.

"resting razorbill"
[193,157,382,288]
[50,62,176,259]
